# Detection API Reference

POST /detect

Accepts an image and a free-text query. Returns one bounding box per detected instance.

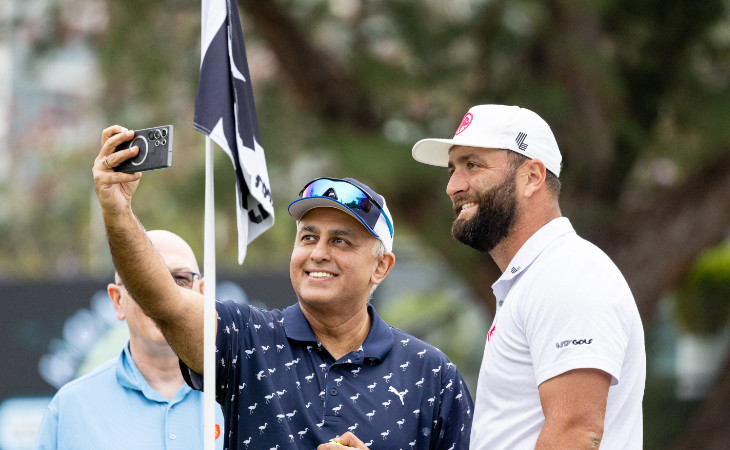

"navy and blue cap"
[288,177,394,252]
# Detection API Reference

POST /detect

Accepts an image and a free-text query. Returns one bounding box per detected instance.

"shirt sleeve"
[35,395,59,450]
[433,362,473,449]
[215,301,247,396]
[523,258,634,386]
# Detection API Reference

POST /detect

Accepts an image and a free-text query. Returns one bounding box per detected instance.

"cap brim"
[411,138,457,167]
[413,137,519,168]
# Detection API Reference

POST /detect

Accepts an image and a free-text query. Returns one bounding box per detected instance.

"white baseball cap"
[411,104,562,177]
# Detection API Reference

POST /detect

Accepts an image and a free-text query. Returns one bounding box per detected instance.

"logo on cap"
[455,113,473,135]
[515,132,528,151]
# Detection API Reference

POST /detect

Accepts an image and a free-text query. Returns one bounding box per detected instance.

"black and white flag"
[194,0,274,263]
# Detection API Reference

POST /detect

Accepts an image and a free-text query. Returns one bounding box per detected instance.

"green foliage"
[674,243,730,334]
[10,0,730,282]
[96,0,200,122]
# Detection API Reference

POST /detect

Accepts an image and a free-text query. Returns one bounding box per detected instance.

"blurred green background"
[2,0,730,448]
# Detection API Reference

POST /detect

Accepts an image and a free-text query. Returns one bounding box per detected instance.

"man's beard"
[451,172,518,253]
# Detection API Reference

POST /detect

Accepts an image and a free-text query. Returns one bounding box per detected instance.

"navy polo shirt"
[185,301,473,449]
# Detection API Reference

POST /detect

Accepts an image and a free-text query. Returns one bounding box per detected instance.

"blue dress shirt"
[36,344,224,449]
[184,301,473,449]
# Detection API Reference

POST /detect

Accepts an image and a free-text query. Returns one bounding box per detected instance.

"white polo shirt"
[470,218,645,450]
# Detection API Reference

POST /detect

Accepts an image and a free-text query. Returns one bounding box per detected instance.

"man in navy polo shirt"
[206,178,472,449]
[92,127,472,450]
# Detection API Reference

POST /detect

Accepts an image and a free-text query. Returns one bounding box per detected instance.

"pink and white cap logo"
[455,112,473,135]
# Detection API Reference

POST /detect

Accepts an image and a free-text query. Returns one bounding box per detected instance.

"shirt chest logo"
[388,385,409,405]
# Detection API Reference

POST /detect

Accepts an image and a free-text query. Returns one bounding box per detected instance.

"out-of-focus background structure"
[1,0,730,448]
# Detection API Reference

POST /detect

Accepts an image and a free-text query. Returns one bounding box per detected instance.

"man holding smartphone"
[92,125,473,449]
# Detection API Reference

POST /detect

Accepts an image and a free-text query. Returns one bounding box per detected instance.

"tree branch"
[239,0,381,128]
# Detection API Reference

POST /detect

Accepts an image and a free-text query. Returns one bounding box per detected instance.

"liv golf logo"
[555,338,594,349]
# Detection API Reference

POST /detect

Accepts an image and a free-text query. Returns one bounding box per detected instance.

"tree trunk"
[599,149,730,322]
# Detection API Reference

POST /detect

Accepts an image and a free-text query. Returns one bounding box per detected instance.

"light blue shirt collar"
[116,342,193,404]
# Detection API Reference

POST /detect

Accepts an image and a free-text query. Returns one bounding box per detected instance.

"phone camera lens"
[148,131,155,139]
[161,139,167,145]
[161,129,168,138]
[154,130,162,139]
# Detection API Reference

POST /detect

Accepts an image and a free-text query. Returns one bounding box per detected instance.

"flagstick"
[204,136,216,450]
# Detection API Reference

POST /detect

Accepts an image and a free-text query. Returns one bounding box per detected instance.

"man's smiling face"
[447,145,520,253]
[290,207,382,308]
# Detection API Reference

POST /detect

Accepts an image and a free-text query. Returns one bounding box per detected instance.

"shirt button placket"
[323,365,342,422]
[166,401,178,446]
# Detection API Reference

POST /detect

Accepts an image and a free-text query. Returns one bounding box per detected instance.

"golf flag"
[194,0,274,263]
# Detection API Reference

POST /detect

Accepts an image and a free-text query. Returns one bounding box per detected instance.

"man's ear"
[371,252,396,286]
[522,159,547,198]
[108,283,125,321]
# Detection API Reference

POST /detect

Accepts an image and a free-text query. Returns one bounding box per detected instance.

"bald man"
[36,230,224,450]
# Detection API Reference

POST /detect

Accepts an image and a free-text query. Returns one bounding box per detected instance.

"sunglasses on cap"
[297,177,394,238]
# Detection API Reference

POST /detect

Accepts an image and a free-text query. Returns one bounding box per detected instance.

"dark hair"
[505,150,561,198]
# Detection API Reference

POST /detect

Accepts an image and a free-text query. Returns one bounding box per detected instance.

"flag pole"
[203,135,216,450]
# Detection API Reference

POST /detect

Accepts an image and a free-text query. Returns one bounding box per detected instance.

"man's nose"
[446,170,468,197]
[309,238,330,261]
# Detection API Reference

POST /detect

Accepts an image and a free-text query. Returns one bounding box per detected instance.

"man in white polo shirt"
[411,105,646,449]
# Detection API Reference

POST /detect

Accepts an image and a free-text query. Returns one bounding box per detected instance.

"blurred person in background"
[36,229,224,449]
[92,124,473,449]
[412,104,646,449]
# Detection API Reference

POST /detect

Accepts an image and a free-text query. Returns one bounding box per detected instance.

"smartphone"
[113,125,173,173]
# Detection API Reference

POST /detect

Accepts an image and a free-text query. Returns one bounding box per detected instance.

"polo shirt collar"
[116,342,191,403]
[361,304,394,362]
[283,302,393,362]
[493,217,574,299]
[283,303,316,342]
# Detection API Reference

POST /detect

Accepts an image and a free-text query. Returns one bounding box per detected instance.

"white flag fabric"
[194,0,274,263]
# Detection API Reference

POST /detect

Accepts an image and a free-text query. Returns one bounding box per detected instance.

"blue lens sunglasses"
[298,178,394,237]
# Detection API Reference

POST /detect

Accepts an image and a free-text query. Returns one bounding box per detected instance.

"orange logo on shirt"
[215,424,221,439]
